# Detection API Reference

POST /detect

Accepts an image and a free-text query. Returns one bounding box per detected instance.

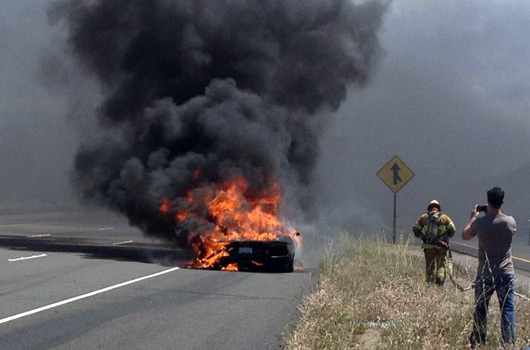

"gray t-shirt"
[469,212,516,276]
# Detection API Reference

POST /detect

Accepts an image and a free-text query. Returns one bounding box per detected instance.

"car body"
[216,236,295,272]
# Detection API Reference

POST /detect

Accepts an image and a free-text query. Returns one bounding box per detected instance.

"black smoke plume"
[50,0,388,245]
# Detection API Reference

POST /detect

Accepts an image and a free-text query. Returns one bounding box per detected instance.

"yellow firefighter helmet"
[427,199,441,211]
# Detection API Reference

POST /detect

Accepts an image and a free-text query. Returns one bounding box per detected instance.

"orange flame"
[222,264,239,271]
[159,176,299,270]
[159,197,171,214]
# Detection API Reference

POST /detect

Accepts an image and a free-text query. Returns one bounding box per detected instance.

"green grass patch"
[284,233,530,349]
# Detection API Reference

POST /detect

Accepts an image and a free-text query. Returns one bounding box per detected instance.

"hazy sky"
[0,0,73,211]
[1,0,530,236]
[315,0,530,234]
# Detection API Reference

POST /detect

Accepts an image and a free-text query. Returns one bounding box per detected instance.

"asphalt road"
[0,211,316,350]
[451,240,530,275]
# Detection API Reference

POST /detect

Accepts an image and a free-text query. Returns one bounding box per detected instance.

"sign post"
[377,155,414,243]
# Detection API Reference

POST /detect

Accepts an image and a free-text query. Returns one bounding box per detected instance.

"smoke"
[50,0,388,244]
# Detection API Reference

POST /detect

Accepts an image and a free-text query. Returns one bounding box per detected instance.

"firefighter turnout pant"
[423,246,448,285]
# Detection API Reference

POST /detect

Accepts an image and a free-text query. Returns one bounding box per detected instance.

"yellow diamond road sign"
[377,156,414,193]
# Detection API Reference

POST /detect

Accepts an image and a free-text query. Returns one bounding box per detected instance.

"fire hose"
[446,247,473,291]
[446,246,530,300]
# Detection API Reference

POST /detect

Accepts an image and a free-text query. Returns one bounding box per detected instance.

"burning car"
[193,234,297,272]
[221,236,295,272]
[160,177,301,272]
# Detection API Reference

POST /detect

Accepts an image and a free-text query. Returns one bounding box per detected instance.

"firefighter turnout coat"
[413,212,456,249]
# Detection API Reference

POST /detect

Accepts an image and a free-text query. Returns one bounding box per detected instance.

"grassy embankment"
[284,234,530,349]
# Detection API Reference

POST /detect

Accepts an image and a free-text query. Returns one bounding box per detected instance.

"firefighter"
[413,200,456,285]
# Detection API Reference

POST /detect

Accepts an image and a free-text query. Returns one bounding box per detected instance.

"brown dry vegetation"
[284,234,530,350]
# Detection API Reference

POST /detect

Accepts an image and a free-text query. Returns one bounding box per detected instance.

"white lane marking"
[0,267,180,325]
[0,223,38,228]
[112,240,134,246]
[98,227,114,231]
[8,254,47,262]
[28,234,51,238]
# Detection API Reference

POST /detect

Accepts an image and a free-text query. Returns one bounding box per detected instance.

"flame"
[159,176,299,270]
[222,264,239,271]
[205,177,282,242]
[159,197,171,214]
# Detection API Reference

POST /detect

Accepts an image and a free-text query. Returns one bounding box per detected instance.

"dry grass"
[284,233,530,350]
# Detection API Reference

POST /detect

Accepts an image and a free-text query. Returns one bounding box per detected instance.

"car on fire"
[216,235,296,272]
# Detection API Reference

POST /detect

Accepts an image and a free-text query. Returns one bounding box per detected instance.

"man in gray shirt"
[462,187,516,348]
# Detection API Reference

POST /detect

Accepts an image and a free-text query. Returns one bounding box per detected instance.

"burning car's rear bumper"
[218,238,294,272]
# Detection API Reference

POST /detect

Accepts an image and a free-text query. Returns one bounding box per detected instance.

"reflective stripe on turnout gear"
[422,243,439,249]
